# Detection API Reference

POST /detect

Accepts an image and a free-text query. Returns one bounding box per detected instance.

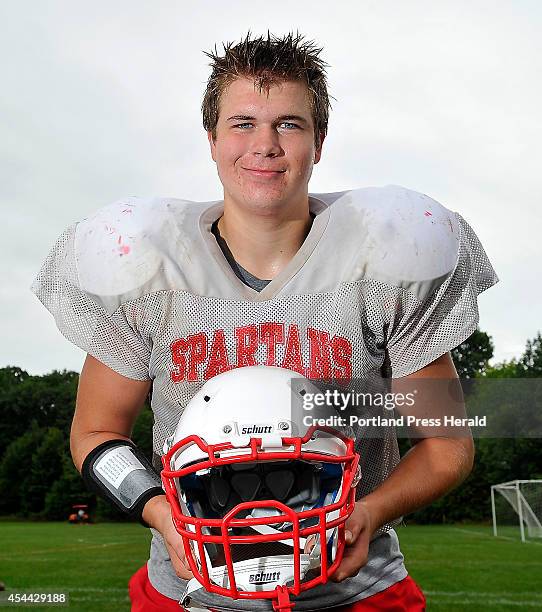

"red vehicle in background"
[68,504,90,524]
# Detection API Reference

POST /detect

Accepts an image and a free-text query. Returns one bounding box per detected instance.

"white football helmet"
[161,366,360,611]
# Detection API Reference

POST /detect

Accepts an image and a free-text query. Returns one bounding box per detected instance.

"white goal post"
[491,480,542,542]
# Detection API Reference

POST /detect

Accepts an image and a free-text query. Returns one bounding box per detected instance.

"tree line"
[0,330,541,523]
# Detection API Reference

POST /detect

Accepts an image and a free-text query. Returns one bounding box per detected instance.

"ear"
[314,132,326,164]
[207,131,217,163]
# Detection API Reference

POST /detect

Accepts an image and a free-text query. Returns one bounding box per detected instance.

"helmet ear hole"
[265,470,295,501]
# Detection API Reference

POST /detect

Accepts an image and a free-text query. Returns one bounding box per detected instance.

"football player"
[32,31,498,611]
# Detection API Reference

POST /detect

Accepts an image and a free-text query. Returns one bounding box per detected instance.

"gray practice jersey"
[32,184,498,610]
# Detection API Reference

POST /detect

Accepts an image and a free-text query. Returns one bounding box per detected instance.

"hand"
[330,501,373,582]
[142,495,195,580]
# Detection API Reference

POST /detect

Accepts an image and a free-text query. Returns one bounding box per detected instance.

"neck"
[218,195,313,280]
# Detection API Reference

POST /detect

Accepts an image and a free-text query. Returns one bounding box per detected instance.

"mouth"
[242,167,286,177]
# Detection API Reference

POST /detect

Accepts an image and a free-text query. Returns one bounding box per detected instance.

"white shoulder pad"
[75,197,171,296]
[347,185,460,288]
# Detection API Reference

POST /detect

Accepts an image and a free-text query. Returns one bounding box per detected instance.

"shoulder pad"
[75,197,175,297]
[345,185,460,294]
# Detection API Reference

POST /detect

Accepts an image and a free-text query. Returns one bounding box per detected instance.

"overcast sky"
[2,0,540,375]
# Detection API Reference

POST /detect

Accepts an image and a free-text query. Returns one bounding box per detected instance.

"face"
[208,77,324,216]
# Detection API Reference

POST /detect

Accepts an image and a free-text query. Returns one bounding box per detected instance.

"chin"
[224,182,308,214]
[237,187,290,208]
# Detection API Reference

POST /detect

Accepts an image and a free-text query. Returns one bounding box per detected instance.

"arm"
[332,352,474,581]
[72,354,193,579]
[71,354,151,470]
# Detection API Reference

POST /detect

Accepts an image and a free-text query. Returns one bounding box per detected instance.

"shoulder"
[319,185,461,294]
[74,196,205,298]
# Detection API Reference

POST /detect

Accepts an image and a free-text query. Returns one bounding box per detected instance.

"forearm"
[362,436,474,531]
[141,492,169,528]
[70,428,132,472]
[70,354,151,472]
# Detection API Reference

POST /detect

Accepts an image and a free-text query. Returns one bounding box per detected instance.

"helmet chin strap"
[181,550,317,610]
[181,579,297,612]
[181,572,298,611]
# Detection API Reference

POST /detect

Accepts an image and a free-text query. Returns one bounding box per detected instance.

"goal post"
[491,480,542,542]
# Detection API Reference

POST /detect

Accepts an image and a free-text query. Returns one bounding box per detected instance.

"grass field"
[0,522,541,611]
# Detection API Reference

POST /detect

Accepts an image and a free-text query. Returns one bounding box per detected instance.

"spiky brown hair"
[202,31,332,148]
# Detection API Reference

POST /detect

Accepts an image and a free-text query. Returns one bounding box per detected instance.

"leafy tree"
[0,366,29,388]
[484,332,542,379]
[0,366,31,453]
[0,425,43,515]
[132,404,154,459]
[485,359,520,378]
[451,329,494,378]
[26,427,65,515]
[408,332,542,524]
[0,367,78,454]
[43,453,93,520]
[516,331,542,377]
[0,368,154,519]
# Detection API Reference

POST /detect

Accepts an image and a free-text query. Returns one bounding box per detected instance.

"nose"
[249,126,283,157]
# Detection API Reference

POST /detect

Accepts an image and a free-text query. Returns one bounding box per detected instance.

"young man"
[32,32,498,611]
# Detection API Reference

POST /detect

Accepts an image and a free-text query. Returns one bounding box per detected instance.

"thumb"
[345,517,363,544]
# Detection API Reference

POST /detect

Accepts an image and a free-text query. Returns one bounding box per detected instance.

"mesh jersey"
[32,184,498,609]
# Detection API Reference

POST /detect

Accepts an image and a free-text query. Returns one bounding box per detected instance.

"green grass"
[0,522,151,611]
[0,522,540,610]
[397,524,542,610]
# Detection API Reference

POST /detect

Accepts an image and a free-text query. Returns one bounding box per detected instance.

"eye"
[232,122,299,130]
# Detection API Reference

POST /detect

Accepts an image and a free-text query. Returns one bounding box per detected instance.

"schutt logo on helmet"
[248,572,282,584]
[240,424,273,434]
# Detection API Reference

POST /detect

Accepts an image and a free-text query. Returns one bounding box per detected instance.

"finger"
[344,516,366,547]
[165,528,193,568]
[175,561,194,580]
[172,554,195,580]
[344,519,362,543]
[165,540,195,580]
[329,539,368,582]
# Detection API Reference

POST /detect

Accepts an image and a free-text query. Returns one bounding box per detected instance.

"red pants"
[129,564,426,611]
